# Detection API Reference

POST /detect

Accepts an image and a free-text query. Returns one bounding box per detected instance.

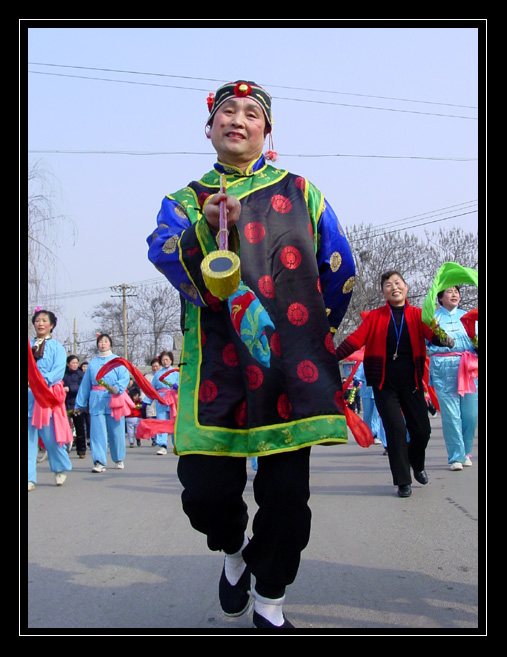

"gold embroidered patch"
[330,252,342,272]
[180,282,198,299]
[343,276,355,294]
[162,235,179,254]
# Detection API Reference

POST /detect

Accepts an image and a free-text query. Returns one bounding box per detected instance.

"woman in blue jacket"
[427,287,478,470]
[28,309,72,489]
[143,351,179,455]
[75,334,130,472]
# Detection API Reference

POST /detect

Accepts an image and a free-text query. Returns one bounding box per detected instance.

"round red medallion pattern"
[244,222,266,244]
[235,401,247,427]
[325,332,335,353]
[334,389,344,412]
[204,291,222,311]
[287,302,309,326]
[245,364,263,390]
[297,360,319,383]
[277,394,292,419]
[258,275,275,298]
[223,343,239,366]
[270,332,281,356]
[199,380,218,402]
[280,245,301,269]
[271,194,292,213]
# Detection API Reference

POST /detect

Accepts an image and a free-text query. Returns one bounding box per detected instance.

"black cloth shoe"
[414,470,428,485]
[397,484,412,497]
[219,563,252,617]
[253,610,295,628]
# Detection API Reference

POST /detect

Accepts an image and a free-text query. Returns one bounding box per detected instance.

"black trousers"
[70,412,87,455]
[373,366,431,487]
[177,447,312,599]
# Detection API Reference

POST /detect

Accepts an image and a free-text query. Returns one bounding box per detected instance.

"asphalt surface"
[25,414,482,635]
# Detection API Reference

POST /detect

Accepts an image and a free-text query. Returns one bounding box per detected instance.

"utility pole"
[110,283,137,360]
[73,318,77,353]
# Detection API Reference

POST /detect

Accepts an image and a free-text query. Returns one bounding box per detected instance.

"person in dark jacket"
[336,270,454,498]
[63,355,86,457]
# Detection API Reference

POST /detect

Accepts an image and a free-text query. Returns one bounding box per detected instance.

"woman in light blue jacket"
[427,287,478,470]
[28,309,72,489]
[76,334,130,472]
[143,351,179,455]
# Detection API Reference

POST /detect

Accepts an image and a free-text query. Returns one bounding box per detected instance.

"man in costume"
[147,80,355,628]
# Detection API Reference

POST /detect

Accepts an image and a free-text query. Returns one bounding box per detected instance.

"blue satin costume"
[427,307,478,465]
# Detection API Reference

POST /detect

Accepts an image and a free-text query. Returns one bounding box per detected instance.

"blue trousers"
[90,413,126,466]
[155,407,171,447]
[362,396,386,447]
[435,386,478,464]
[28,417,72,484]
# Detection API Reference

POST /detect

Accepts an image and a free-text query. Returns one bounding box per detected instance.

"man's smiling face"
[209,97,267,171]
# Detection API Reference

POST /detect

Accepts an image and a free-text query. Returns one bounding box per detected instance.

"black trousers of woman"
[177,447,312,599]
[373,364,431,487]
[71,412,87,456]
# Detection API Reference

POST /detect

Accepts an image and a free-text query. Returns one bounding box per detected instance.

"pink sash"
[31,381,73,445]
[109,391,136,421]
[432,351,478,396]
[135,389,178,439]
[91,384,136,420]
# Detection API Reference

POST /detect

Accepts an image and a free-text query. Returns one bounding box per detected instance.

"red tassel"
[207,93,215,112]
[265,133,278,161]
[345,406,374,448]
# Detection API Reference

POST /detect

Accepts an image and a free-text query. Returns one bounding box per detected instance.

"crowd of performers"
[28,78,478,630]
[28,319,180,487]
[28,281,478,489]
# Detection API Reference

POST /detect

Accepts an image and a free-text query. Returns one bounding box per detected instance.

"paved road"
[26,415,481,634]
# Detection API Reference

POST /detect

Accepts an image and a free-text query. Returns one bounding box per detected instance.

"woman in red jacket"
[336,270,454,497]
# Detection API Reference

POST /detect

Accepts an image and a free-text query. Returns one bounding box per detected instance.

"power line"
[27,66,478,120]
[352,210,478,243]
[28,149,477,161]
[28,62,478,110]
[36,202,477,303]
[351,200,478,236]
[37,277,169,302]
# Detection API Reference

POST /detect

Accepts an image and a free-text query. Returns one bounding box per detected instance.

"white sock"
[224,534,249,586]
[253,588,285,627]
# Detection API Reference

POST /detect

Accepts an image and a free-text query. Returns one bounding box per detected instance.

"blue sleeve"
[35,340,66,386]
[114,365,130,395]
[317,198,355,330]
[147,196,209,307]
[153,369,176,390]
[75,366,92,408]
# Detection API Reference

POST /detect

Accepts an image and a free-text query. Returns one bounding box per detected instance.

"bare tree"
[335,223,478,342]
[131,283,181,363]
[86,282,182,366]
[423,226,478,310]
[28,160,75,328]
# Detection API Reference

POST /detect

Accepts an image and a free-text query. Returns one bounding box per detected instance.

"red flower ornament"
[234,82,252,97]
